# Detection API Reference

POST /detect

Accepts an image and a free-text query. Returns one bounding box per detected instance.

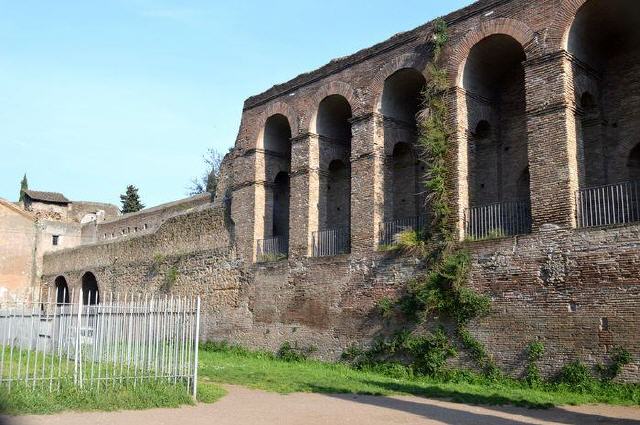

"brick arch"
[80,270,100,304]
[370,53,428,113]
[53,274,70,286]
[448,18,536,86]
[307,81,357,133]
[52,275,71,303]
[262,101,299,136]
[254,101,299,149]
[547,0,589,51]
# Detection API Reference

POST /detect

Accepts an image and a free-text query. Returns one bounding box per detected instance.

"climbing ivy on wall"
[346,19,494,377]
[407,17,494,374]
[419,18,454,245]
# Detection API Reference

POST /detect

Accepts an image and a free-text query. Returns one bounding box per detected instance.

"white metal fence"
[576,180,640,228]
[256,236,289,260]
[0,288,200,397]
[312,227,350,257]
[464,199,532,240]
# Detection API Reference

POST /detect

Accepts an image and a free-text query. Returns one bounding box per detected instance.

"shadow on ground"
[308,381,640,425]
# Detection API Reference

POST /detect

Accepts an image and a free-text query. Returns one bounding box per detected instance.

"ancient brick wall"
[42,204,248,338]
[42,0,640,381]
[92,193,213,242]
[466,224,640,381]
[42,218,640,381]
[222,0,640,378]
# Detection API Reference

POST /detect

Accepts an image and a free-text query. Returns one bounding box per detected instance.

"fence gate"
[0,288,200,397]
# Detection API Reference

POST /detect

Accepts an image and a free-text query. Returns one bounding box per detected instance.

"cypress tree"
[19,174,28,202]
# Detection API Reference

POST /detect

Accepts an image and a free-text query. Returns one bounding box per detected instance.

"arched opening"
[569,0,640,227]
[314,95,352,256]
[54,276,69,304]
[569,0,640,187]
[259,114,292,258]
[81,272,99,305]
[379,68,427,244]
[381,68,426,122]
[463,34,531,238]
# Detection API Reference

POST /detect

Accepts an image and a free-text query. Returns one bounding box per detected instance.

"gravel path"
[3,385,640,425]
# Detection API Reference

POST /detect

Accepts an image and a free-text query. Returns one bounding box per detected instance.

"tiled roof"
[23,190,70,204]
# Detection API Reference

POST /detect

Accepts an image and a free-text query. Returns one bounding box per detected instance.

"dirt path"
[4,385,640,425]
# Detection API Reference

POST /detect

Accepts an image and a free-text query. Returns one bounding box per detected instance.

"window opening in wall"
[52,235,60,246]
[54,276,69,304]
[257,113,292,262]
[378,68,427,247]
[571,0,640,228]
[462,34,532,240]
[81,272,99,305]
[313,94,352,257]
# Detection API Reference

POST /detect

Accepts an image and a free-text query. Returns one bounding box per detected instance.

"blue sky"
[0,0,473,207]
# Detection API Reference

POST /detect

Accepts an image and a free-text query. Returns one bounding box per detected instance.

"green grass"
[197,381,227,403]
[198,344,640,409]
[3,344,639,415]
[0,345,226,416]
[0,379,226,416]
[0,381,195,415]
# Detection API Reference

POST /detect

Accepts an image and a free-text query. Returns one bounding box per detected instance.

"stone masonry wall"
[42,204,248,340]
[42,210,640,380]
[91,193,213,242]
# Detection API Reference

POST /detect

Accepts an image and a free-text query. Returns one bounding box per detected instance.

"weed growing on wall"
[277,342,317,362]
[525,341,545,387]
[596,347,632,382]
[161,266,179,293]
[347,18,493,378]
[148,253,165,276]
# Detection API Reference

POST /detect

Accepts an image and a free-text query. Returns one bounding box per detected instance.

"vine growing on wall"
[408,17,494,374]
[346,18,494,377]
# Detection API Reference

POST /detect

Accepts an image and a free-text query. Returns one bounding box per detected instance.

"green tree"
[120,185,145,213]
[187,148,223,197]
[18,174,28,202]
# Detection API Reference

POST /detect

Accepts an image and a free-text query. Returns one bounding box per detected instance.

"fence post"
[192,296,200,399]
[74,289,83,387]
